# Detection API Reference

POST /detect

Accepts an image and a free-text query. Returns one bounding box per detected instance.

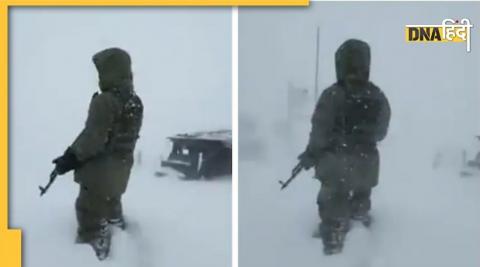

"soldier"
[298,39,390,255]
[52,48,143,260]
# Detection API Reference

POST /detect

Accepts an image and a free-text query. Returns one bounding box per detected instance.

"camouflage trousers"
[75,186,123,242]
[317,183,371,231]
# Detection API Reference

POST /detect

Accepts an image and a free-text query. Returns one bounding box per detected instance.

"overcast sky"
[240,2,479,150]
[11,7,232,164]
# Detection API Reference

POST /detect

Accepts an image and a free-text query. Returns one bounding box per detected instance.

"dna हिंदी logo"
[405,19,473,52]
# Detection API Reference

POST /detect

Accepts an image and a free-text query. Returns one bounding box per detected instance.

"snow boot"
[89,220,112,261]
[322,229,346,255]
[351,213,372,227]
[108,217,127,230]
[320,220,349,255]
[75,234,88,244]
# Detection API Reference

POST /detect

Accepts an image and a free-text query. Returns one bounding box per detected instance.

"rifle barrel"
[279,162,303,190]
[39,169,58,197]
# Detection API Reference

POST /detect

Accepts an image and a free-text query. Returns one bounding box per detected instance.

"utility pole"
[314,26,320,100]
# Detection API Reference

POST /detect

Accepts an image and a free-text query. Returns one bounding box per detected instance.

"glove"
[52,148,80,175]
[298,150,317,170]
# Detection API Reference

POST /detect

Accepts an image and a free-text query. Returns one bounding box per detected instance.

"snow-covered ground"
[13,166,231,267]
[10,7,231,267]
[239,2,480,267]
[240,129,480,267]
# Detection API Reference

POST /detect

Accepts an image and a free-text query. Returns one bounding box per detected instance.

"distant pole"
[314,26,320,100]
[137,150,142,166]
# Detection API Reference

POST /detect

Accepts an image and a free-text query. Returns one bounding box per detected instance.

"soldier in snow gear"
[52,47,143,260]
[299,39,391,255]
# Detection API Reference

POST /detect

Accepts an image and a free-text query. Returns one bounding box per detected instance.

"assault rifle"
[278,162,303,190]
[39,169,59,197]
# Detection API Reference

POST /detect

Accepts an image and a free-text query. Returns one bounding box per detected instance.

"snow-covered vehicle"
[460,136,480,177]
[160,130,232,179]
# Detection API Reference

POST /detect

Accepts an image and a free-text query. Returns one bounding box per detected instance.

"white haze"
[10,8,231,267]
[239,2,480,267]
